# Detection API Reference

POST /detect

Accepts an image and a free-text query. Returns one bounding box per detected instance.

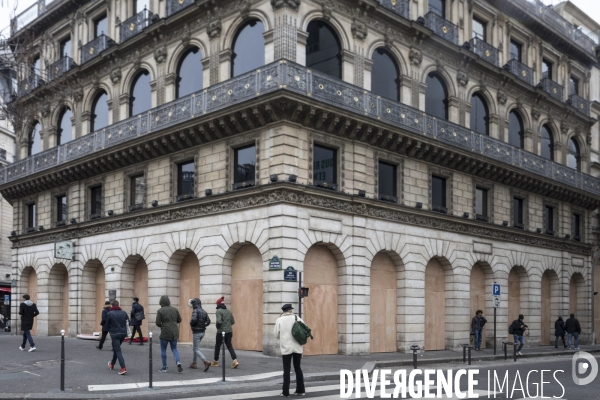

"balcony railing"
[378,0,410,20]
[424,12,458,45]
[47,56,77,82]
[538,78,563,102]
[3,60,600,199]
[10,0,59,35]
[120,9,154,43]
[18,75,44,96]
[80,35,116,65]
[503,59,534,86]
[468,37,499,67]
[166,0,195,17]
[567,94,590,116]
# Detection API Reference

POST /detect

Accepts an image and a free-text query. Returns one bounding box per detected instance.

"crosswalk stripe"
[176,384,340,400]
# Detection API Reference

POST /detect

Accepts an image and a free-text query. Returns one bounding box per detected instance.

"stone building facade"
[3,0,600,354]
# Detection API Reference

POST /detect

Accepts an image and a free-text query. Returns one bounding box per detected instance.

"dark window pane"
[510,40,522,62]
[306,21,342,79]
[540,125,553,161]
[429,0,445,17]
[94,15,107,38]
[378,161,396,198]
[177,161,195,196]
[91,91,109,132]
[572,214,580,239]
[176,47,203,99]
[542,59,552,80]
[472,17,486,41]
[232,20,265,77]
[29,122,41,156]
[57,108,73,145]
[425,73,448,120]
[545,206,553,233]
[508,111,524,149]
[371,48,400,101]
[313,144,337,184]
[432,176,446,209]
[513,198,523,226]
[130,70,151,116]
[476,188,488,217]
[60,38,71,59]
[90,186,102,216]
[56,196,67,222]
[570,76,579,96]
[234,145,256,184]
[470,93,488,135]
[131,175,145,205]
[567,138,580,171]
[27,204,36,228]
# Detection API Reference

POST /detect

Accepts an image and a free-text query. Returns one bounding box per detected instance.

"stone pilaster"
[272,2,298,62]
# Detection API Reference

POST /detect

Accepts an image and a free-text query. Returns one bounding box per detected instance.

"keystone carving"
[383,26,394,47]
[457,69,469,87]
[110,68,122,84]
[351,18,367,41]
[271,0,300,10]
[181,23,191,46]
[73,87,84,102]
[497,89,507,105]
[41,104,50,118]
[322,1,332,20]
[531,107,540,121]
[409,46,422,66]
[153,36,167,64]
[207,20,222,38]
[239,0,250,19]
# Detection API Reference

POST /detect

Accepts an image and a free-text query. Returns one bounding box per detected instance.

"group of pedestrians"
[554,314,582,350]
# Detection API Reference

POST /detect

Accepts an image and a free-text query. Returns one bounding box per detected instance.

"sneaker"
[575,347,580,350]
[108,361,114,370]
[232,359,239,369]
[158,367,168,373]
[568,347,572,350]
[517,351,523,356]
[210,360,219,367]
[28,347,36,352]
[177,363,183,373]
[293,393,306,396]
[19,346,24,351]
[118,367,127,375]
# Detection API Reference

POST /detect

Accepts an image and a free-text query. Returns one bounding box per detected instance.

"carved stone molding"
[531,107,540,121]
[351,18,368,41]
[110,68,122,84]
[497,89,507,105]
[457,69,469,87]
[207,20,222,38]
[409,46,422,66]
[271,0,300,10]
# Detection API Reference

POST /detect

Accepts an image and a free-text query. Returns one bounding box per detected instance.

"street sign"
[492,296,500,308]
[54,240,74,260]
[492,283,501,296]
[269,255,282,270]
[108,290,117,302]
[3,294,9,305]
[283,266,298,282]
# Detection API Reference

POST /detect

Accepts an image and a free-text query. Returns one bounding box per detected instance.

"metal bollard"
[513,341,517,362]
[149,332,153,389]
[222,331,226,382]
[461,344,469,363]
[503,342,507,360]
[60,330,65,391]
[467,346,472,366]
[410,345,420,369]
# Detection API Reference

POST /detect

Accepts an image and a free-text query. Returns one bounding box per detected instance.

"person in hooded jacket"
[19,294,39,352]
[155,295,183,373]
[554,316,567,349]
[211,296,239,369]
[129,297,144,345]
[105,300,129,375]
[96,301,111,350]
[188,298,211,372]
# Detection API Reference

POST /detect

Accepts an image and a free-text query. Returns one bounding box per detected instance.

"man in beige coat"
[274,304,305,397]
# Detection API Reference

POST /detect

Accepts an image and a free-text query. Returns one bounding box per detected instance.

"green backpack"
[291,316,313,345]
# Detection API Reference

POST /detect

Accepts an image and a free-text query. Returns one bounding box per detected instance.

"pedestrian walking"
[155,295,183,373]
[471,310,487,351]
[211,296,239,369]
[554,316,567,349]
[188,298,211,372]
[96,301,111,350]
[274,304,306,397]
[129,297,145,345]
[19,294,39,352]
[565,313,581,350]
[509,314,527,355]
[106,300,129,375]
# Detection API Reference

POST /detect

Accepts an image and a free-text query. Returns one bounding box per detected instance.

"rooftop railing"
[166,0,195,17]
[3,60,600,198]
[80,35,116,65]
[538,78,563,102]
[503,59,534,86]
[10,0,59,35]
[47,56,77,82]
[424,12,458,45]
[378,0,410,20]
[120,9,154,43]
[468,37,500,67]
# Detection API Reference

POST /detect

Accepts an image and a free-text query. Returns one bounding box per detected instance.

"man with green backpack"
[274,304,312,397]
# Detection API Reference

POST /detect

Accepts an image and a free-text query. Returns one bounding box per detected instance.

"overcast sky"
[0,0,597,42]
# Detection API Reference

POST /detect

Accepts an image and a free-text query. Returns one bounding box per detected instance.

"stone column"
[351,17,367,88]
[272,0,299,62]
[524,129,534,153]
[489,114,500,139]
[153,37,167,106]
[207,20,222,85]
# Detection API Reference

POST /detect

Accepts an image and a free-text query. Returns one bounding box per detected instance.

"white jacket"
[274,312,304,355]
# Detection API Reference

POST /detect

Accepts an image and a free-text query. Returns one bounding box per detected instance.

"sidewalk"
[0,333,597,398]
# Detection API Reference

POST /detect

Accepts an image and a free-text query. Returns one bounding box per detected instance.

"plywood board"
[179,252,200,343]
[507,268,520,341]
[595,264,600,344]
[541,272,551,345]
[425,259,445,350]
[470,264,486,348]
[370,252,397,353]
[95,266,106,332]
[134,259,149,335]
[27,270,38,336]
[569,278,578,316]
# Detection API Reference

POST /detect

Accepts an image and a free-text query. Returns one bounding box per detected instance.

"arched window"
[231,19,265,77]
[306,20,342,79]
[28,122,41,156]
[567,138,580,171]
[425,72,448,120]
[470,93,489,135]
[176,47,203,99]
[371,47,400,101]
[130,70,151,116]
[57,108,73,145]
[508,110,524,149]
[90,91,109,132]
[540,125,554,161]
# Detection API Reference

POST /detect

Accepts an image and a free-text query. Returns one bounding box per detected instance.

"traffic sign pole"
[494,307,496,355]
[298,272,302,319]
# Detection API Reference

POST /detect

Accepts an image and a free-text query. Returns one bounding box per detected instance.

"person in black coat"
[106,300,129,375]
[129,297,144,345]
[96,301,111,350]
[509,314,527,355]
[565,313,581,350]
[554,316,567,349]
[19,294,39,352]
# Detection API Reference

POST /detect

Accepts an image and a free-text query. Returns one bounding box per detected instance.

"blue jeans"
[110,334,126,368]
[21,330,34,348]
[160,338,181,368]
[473,329,483,349]
[568,332,579,348]
[192,332,207,364]
[513,334,525,352]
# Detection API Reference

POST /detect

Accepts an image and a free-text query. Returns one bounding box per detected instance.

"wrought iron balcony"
[538,78,563,102]
[378,0,410,20]
[503,59,534,86]
[233,181,256,190]
[47,56,77,82]
[120,9,154,43]
[567,94,590,116]
[166,0,195,17]
[314,181,338,191]
[468,37,499,67]
[3,59,600,200]
[424,12,458,45]
[80,35,116,65]
[10,0,60,35]
[18,75,44,96]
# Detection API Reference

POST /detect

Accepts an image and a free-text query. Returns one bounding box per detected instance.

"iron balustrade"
[424,12,458,45]
[3,60,600,199]
[378,0,410,20]
[10,0,60,35]
[120,9,154,43]
[538,78,563,102]
[80,35,116,65]
[47,56,77,82]
[567,94,590,116]
[18,75,44,96]
[166,0,195,17]
[468,38,499,67]
[503,59,534,86]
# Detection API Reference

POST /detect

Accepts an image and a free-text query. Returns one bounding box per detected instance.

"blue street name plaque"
[283,266,297,282]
